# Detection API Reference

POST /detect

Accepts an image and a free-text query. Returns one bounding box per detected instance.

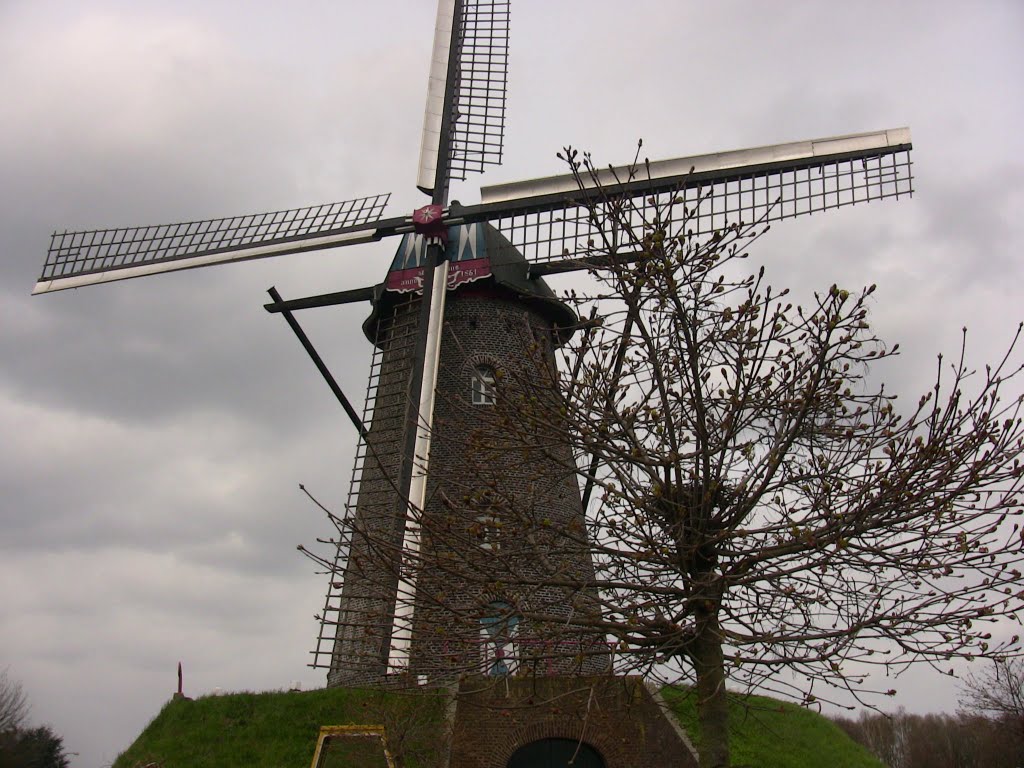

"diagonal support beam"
[266,286,367,440]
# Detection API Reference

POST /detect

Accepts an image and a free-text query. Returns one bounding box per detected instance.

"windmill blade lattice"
[260,129,913,315]
[303,261,441,680]
[310,292,421,674]
[448,0,510,181]
[482,131,913,265]
[417,0,510,196]
[35,193,391,294]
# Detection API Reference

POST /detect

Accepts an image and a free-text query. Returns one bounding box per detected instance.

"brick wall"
[446,675,699,768]
[329,279,607,687]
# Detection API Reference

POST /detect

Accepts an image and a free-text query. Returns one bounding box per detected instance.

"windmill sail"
[478,128,913,265]
[447,0,509,180]
[390,0,512,673]
[34,193,393,295]
[417,0,510,195]
[312,292,422,679]
[266,129,912,316]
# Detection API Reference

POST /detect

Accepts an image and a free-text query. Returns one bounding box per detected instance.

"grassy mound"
[114,684,881,768]
[662,688,884,768]
[112,687,447,768]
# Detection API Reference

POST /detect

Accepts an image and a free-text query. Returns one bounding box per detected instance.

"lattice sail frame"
[416,0,510,195]
[485,140,913,265]
[311,293,421,674]
[36,194,390,292]
[447,0,510,180]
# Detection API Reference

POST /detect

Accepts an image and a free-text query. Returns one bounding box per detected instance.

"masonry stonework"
[324,227,700,767]
[446,676,699,768]
[328,225,607,687]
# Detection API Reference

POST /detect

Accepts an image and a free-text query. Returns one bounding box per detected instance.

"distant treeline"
[831,709,1024,768]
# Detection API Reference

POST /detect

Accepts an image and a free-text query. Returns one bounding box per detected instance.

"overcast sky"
[2,1,1022,765]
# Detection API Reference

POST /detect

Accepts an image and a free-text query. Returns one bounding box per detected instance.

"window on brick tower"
[480,601,519,676]
[472,514,500,551]
[471,365,496,405]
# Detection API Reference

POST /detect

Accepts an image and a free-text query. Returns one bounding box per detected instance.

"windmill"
[33,0,913,689]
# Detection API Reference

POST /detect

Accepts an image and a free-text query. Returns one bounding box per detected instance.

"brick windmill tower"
[324,221,608,686]
[33,0,914,703]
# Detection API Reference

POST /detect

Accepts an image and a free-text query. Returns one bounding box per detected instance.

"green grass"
[112,687,447,768]
[662,688,885,768]
[113,684,881,768]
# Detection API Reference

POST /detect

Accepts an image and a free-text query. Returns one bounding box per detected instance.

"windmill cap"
[363,222,578,346]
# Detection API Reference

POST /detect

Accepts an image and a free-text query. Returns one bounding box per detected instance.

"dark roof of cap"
[362,222,578,346]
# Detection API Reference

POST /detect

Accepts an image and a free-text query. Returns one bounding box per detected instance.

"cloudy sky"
[2,1,1022,765]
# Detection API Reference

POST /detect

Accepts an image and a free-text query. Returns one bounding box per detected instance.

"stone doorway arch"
[506,737,606,768]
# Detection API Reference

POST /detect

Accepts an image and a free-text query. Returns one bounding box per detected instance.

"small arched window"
[471,365,496,406]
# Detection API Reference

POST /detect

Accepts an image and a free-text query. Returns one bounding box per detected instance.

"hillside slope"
[663,688,884,768]
[113,685,882,768]
[112,687,446,768]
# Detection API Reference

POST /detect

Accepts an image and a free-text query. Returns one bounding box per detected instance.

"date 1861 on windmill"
[33,0,913,692]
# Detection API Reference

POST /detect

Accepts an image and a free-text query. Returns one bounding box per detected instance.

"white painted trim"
[388,258,450,671]
[416,0,457,194]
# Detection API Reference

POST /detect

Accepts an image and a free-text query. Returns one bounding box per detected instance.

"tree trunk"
[691,611,730,768]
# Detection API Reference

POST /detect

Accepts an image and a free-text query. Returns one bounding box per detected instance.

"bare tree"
[0,670,68,768]
[835,707,1023,768]
[308,150,1024,768]
[430,150,1024,767]
[960,657,1024,742]
[0,669,28,735]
